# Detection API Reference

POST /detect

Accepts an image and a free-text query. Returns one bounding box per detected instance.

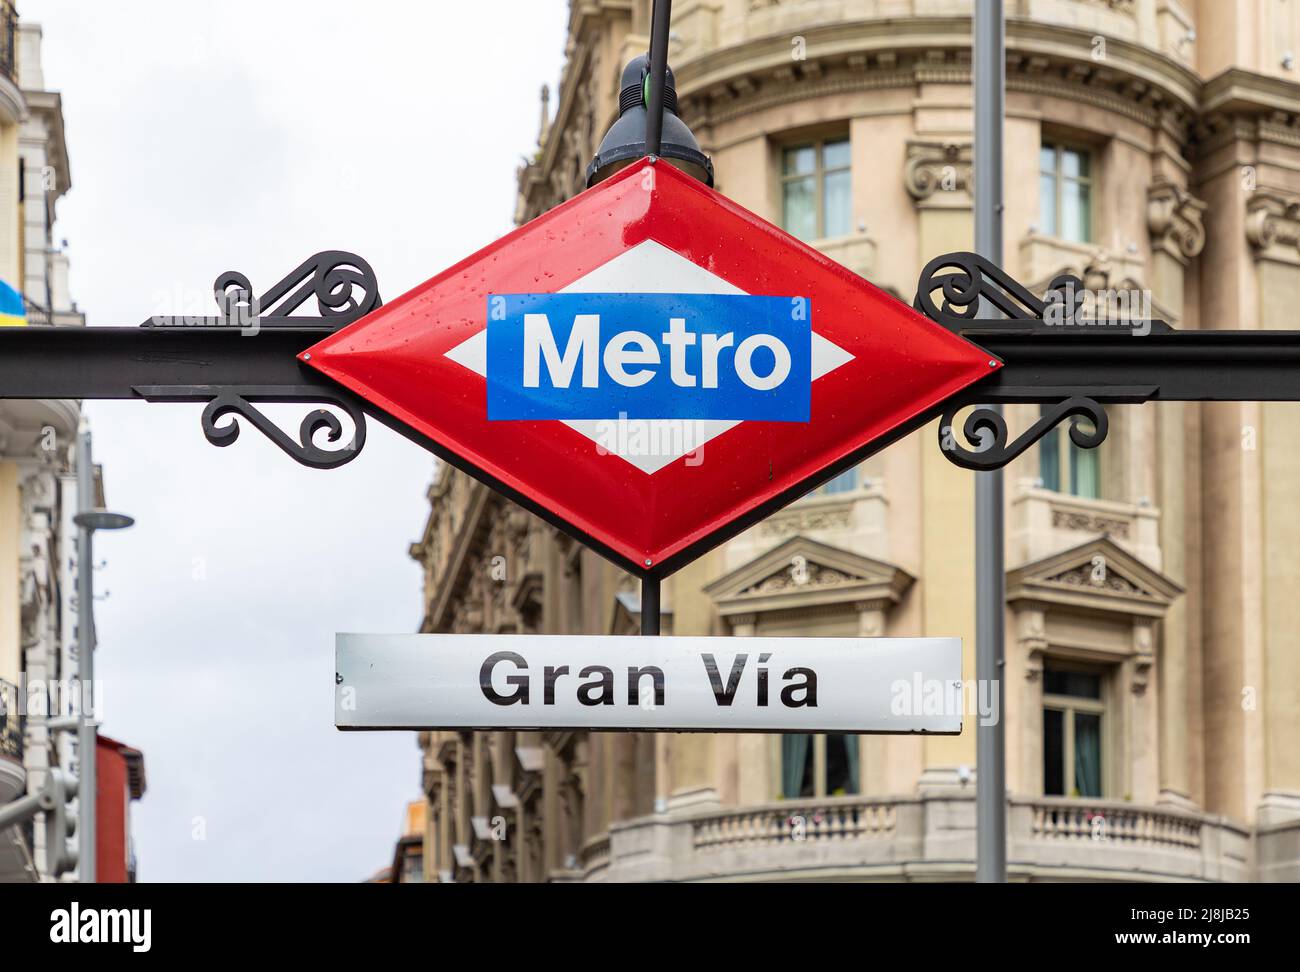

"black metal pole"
[644,0,672,158]
[974,0,1007,884]
[641,575,661,637]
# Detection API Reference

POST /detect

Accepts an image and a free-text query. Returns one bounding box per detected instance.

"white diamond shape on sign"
[445,240,854,474]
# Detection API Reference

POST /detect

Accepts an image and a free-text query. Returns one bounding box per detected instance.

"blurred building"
[0,9,96,883]
[363,800,428,883]
[409,0,1300,881]
[95,735,145,883]
[391,800,426,883]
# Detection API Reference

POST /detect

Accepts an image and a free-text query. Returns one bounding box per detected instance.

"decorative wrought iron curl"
[938,396,1108,471]
[913,250,1047,329]
[200,389,367,469]
[914,252,1169,335]
[144,250,382,329]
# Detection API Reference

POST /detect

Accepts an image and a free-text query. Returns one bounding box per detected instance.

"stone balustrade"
[692,796,896,852]
[590,791,1256,882]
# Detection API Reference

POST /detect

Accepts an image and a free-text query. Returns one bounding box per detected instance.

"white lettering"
[735,334,791,390]
[701,332,734,389]
[517,312,793,392]
[662,317,697,387]
[603,330,660,387]
[523,313,599,388]
[49,903,151,953]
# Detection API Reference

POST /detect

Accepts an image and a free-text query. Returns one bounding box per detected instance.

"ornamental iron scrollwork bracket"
[142,250,382,330]
[135,385,367,470]
[938,395,1107,472]
[133,250,381,468]
[913,251,1173,470]
[913,250,1170,337]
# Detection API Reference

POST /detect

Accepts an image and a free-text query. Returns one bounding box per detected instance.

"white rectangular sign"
[336,633,962,734]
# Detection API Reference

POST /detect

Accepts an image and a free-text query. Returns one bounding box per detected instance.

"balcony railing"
[0,678,21,762]
[1027,797,1202,849]
[692,795,897,852]
[596,792,1253,881]
[0,2,15,85]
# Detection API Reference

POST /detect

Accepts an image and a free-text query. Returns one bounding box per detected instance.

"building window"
[781,734,859,797]
[781,136,852,241]
[1039,405,1100,499]
[1042,663,1104,798]
[1039,142,1092,243]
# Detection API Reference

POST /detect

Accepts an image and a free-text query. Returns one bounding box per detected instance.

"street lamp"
[73,511,135,532]
[73,422,134,883]
[585,53,713,188]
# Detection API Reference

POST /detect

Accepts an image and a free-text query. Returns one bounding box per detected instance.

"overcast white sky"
[21,0,569,881]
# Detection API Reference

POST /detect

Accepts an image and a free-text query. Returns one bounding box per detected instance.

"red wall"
[95,740,129,883]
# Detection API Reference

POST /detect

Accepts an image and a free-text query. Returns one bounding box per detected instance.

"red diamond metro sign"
[302,160,998,576]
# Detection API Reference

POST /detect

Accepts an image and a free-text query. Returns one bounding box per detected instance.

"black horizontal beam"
[960,329,1300,403]
[0,326,327,400]
[2,325,1300,404]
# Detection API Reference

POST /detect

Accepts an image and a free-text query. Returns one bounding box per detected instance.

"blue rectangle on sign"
[485,293,811,421]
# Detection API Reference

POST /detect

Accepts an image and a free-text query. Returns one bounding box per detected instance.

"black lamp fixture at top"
[585,53,714,188]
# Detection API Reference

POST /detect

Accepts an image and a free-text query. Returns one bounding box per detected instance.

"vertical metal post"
[644,0,672,158]
[76,420,96,883]
[974,0,1007,883]
[641,575,661,637]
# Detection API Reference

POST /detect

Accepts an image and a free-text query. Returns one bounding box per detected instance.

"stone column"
[1147,177,1206,809]
[1247,193,1300,825]
[726,613,773,804]
[607,732,640,822]
[1130,621,1160,805]
[713,614,751,806]
[1010,606,1047,796]
[663,553,719,811]
[856,602,887,796]
[905,135,978,790]
[1193,152,1263,825]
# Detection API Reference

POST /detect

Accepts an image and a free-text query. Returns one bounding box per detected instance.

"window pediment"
[1008,536,1182,619]
[704,535,913,617]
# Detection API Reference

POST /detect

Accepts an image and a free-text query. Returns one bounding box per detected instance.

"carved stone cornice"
[758,503,851,537]
[1007,536,1183,621]
[1147,178,1206,263]
[904,140,972,208]
[675,18,1197,135]
[1246,191,1300,266]
[704,534,914,619]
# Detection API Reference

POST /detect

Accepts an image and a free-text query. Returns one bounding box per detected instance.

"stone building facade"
[408,0,1300,882]
[0,15,91,883]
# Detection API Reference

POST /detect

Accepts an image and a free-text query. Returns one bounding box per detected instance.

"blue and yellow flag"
[0,281,26,326]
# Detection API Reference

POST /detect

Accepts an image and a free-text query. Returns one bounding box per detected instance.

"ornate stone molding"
[1147,178,1206,263]
[1007,536,1183,621]
[1246,191,1300,266]
[704,534,913,619]
[904,140,972,207]
[743,560,853,594]
[1051,509,1132,539]
[758,504,852,537]
[1132,622,1155,695]
[679,31,1193,135]
[1045,562,1145,596]
[1018,608,1049,682]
